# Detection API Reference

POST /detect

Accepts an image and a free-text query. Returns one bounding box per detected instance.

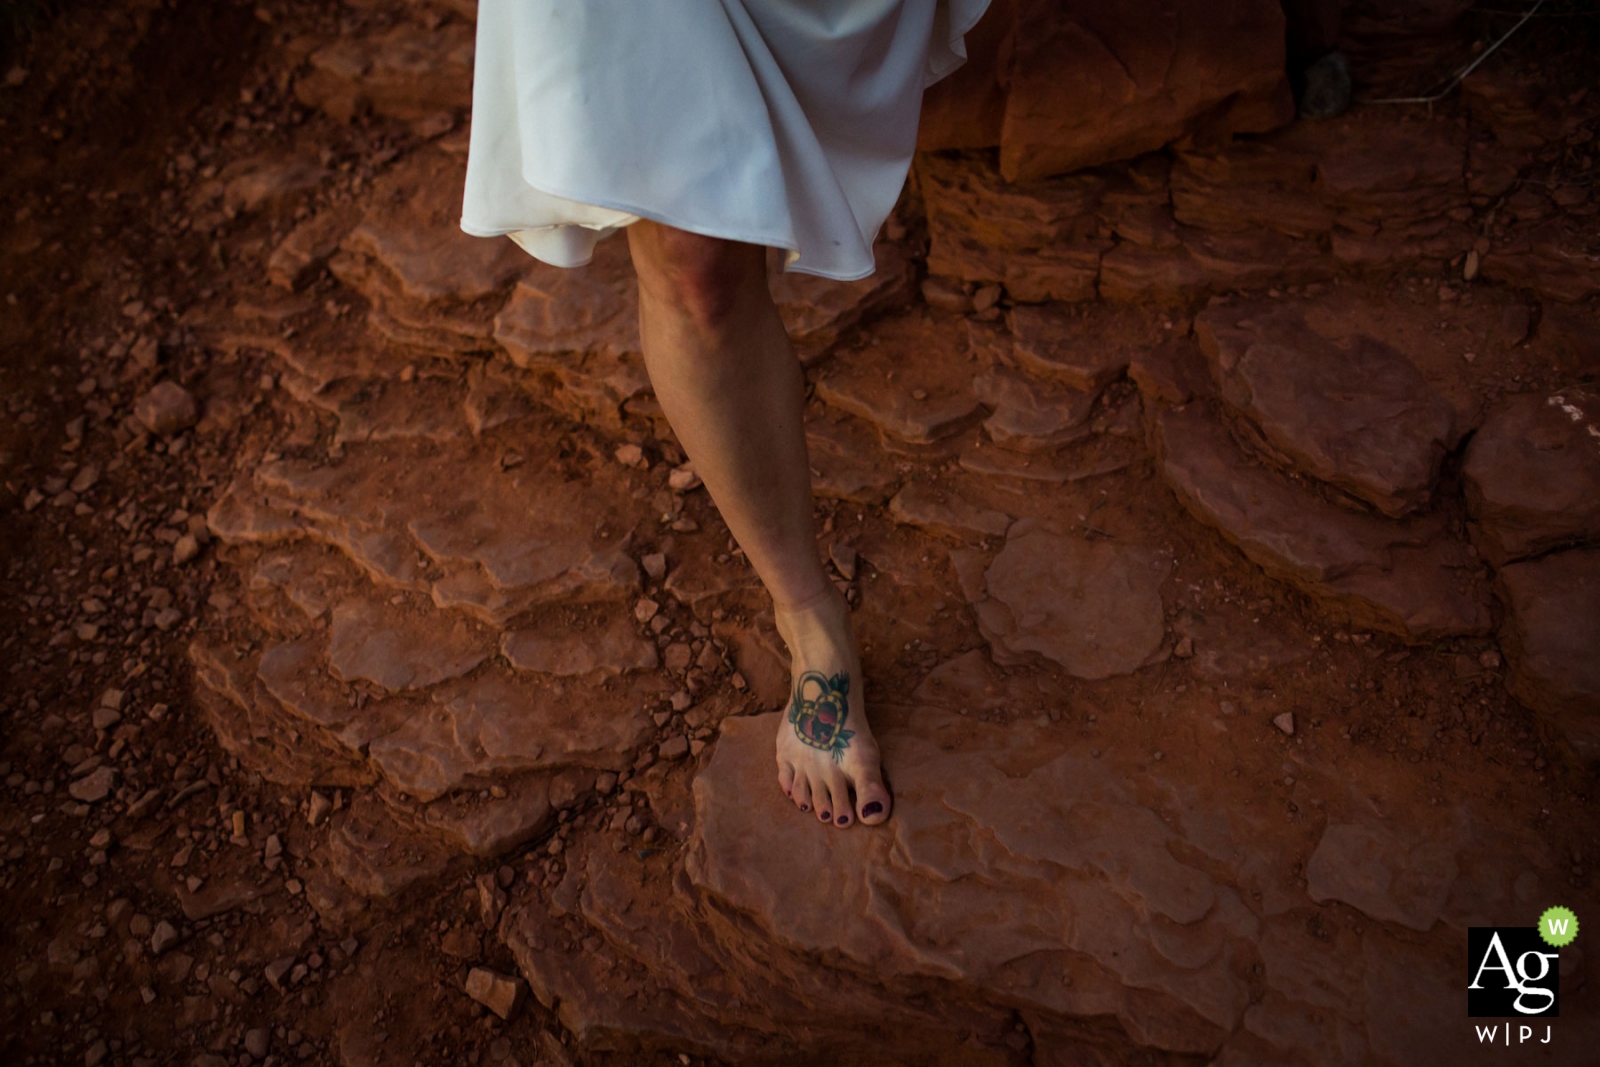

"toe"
[789,774,812,814]
[777,760,795,798]
[814,781,833,824]
[824,772,853,829]
[853,768,892,826]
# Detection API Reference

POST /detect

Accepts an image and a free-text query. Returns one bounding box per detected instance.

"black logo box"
[1468,927,1560,1018]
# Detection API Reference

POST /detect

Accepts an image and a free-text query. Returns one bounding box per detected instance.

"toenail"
[836,815,849,826]
[862,801,883,817]
[819,811,830,821]
[799,804,809,812]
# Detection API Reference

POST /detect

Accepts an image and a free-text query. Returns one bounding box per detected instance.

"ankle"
[772,584,850,646]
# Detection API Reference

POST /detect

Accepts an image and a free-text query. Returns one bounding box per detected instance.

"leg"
[627,220,891,827]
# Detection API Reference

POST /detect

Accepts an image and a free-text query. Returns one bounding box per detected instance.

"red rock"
[971,364,1095,452]
[1179,227,1330,291]
[326,796,454,898]
[492,242,650,427]
[770,242,916,361]
[1462,389,1600,565]
[367,667,651,800]
[268,206,362,291]
[1097,242,1207,304]
[221,157,327,215]
[1195,302,1456,517]
[501,844,1016,1061]
[188,640,376,789]
[915,0,1015,151]
[422,774,556,858]
[1155,404,1491,641]
[68,765,117,803]
[1169,138,1330,237]
[1314,117,1467,227]
[500,615,657,677]
[1480,219,1600,304]
[134,381,199,436]
[965,525,1171,679]
[997,0,1291,181]
[1305,818,1463,931]
[887,481,1012,540]
[685,712,1252,1055]
[804,412,899,505]
[813,311,985,446]
[1171,604,1311,681]
[919,153,1106,300]
[326,596,489,692]
[332,150,527,354]
[713,620,790,711]
[1497,549,1600,760]
[294,20,474,122]
[239,438,641,626]
[465,967,526,1021]
[957,436,1136,486]
[1128,338,1211,407]
[1007,304,1130,392]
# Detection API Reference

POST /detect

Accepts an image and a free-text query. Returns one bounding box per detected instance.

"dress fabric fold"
[461,0,991,280]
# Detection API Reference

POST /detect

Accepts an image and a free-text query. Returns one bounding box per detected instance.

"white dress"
[460,0,990,281]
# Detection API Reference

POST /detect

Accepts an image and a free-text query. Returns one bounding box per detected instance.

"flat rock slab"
[295,20,474,123]
[966,526,1170,679]
[492,241,650,426]
[887,481,1012,541]
[689,712,1255,1056]
[229,436,640,626]
[972,364,1097,452]
[1156,404,1491,641]
[367,667,653,801]
[330,150,526,354]
[1497,548,1600,760]
[327,596,489,692]
[771,242,915,359]
[1305,817,1466,932]
[804,412,899,505]
[1463,388,1600,565]
[1007,304,1131,391]
[500,613,657,677]
[1196,302,1456,517]
[813,311,985,446]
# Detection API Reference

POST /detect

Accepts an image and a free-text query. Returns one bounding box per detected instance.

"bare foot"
[772,587,892,828]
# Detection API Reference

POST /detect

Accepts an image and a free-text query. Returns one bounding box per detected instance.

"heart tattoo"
[788,670,854,762]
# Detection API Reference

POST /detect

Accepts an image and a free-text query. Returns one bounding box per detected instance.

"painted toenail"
[862,801,883,817]
[799,804,809,812]
[819,811,830,821]
[836,815,849,826]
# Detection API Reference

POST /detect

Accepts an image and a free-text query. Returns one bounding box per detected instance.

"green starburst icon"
[1538,906,1579,948]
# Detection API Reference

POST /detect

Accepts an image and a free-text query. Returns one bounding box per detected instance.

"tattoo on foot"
[788,670,854,763]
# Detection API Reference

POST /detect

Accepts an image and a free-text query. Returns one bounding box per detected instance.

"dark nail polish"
[819,811,830,821]
[799,804,809,812]
[862,801,883,817]
[836,815,849,826]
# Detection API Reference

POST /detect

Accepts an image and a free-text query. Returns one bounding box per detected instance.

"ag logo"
[1467,927,1559,1017]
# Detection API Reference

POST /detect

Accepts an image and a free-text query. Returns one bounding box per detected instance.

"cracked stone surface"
[1463,387,1600,565]
[959,525,1171,679]
[210,434,641,626]
[330,148,528,354]
[1497,548,1600,760]
[813,310,986,446]
[1195,301,1457,517]
[1155,403,1491,641]
[500,614,659,677]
